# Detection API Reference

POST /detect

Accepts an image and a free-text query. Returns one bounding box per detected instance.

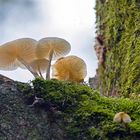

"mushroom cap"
[36,37,71,60]
[0,45,18,70]
[29,58,49,74]
[52,55,87,82]
[0,53,20,70]
[113,112,122,123]
[12,38,37,62]
[0,38,37,70]
[113,112,132,123]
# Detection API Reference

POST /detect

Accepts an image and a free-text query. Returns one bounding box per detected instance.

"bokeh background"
[0,0,97,82]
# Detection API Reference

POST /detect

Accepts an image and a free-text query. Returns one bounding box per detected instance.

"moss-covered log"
[1,74,140,139]
[95,0,140,97]
[22,78,140,140]
[0,75,65,140]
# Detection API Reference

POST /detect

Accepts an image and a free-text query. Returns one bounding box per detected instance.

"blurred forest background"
[0,0,40,43]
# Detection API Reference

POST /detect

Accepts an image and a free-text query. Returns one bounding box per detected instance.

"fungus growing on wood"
[0,38,38,77]
[36,37,71,79]
[52,55,87,83]
[29,58,49,78]
[113,112,132,123]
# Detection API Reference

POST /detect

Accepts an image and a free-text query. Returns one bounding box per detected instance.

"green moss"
[22,78,140,140]
[95,0,140,96]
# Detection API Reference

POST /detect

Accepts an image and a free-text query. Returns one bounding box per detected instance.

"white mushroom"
[36,37,71,79]
[52,55,87,83]
[0,38,38,77]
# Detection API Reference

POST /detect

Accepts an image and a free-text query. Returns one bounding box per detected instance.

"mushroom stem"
[46,51,53,79]
[37,65,44,79]
[18,57,39,78]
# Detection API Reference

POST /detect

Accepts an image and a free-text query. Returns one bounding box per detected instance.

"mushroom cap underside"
[29,58,49,73]
[36,37,71,60]
[0,38,37,70]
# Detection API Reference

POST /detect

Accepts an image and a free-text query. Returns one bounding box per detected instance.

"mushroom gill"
[36,37,71,79]
[29,58,49,78]
[0,38,38,77]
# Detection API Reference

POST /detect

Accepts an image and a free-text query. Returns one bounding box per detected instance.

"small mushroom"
[113,112,132,123]
[0,38,38,77]
[36,37,71,79]
[52,55,87,83]
[29,58,49,78]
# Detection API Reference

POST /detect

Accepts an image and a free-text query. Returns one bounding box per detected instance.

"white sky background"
[0,0,97,82]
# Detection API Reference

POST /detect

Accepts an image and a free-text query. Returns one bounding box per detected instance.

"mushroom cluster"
[0,37,87,82]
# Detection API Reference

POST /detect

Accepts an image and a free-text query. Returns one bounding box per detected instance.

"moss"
[22,78,140,140]
[95,0,140,97]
